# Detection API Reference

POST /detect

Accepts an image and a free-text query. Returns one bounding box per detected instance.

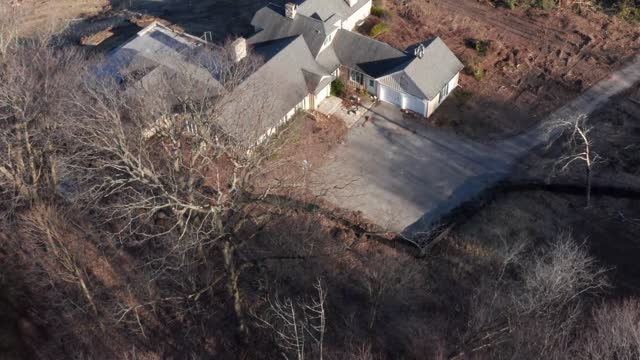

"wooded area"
[1,1,640,359]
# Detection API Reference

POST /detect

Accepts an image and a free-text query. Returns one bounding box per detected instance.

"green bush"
[473,69,485,81]
[331,78,345,97]
[371,5,386,17]
[369,23,389,38]
[532,0,555,11]
[465,39,491,56]
[503,0,517,9]
[616,0,640,22]
[453,88,473,102]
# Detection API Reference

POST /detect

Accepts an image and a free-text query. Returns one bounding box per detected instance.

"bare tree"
[254,279,327,360]
[0,1,18,62]
[0,44,87,207]
[18,204,99,316]
[65,41,287,339]
[361,252,421,329]
[546,114,601,207]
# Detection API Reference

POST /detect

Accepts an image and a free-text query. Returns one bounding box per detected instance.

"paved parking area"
[312,102,507,235]
[312,56,640,236]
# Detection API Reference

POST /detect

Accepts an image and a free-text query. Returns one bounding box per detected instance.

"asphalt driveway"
[313,55,640,236]
[313,102,506,235]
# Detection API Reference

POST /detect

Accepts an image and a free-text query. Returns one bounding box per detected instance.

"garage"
[378,84,426,116]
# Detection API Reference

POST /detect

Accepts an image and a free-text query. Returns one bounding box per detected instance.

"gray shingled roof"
[316,46,341,72]
[217,36,330,146]
[302,69,334,94]
[382,37,464,100]
[249,4,334,58]
[295,0,371,23]
[331,29,409,78]
[101,24,221,90]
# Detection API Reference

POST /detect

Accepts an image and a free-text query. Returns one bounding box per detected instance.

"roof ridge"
[336,28,407,55]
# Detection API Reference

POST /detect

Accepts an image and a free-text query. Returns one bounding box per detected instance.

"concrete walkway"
[314,55,640,236]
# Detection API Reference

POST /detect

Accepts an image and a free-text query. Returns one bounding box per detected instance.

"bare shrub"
[456,231,608,358]
[254,279,327,360]
[582,298,640,360]
[516,231,609,316]
[360,251,421,328]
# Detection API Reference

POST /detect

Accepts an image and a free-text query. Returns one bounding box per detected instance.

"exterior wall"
[315,82,331,108]
[341,0,373,30]
[345,66,376,95]
[256,94,311,146]
[427,72,460,117]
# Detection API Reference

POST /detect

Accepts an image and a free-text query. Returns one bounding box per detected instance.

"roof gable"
[249,5,333,58]
[401,37,464,100]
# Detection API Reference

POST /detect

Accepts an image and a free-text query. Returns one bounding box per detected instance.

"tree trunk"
[222,240,249,341]
[586,165,592,208]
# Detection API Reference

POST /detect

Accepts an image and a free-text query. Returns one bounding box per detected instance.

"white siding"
[427,72,460,117]
[315,82,331,108]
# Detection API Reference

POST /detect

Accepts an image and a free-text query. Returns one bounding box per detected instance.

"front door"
[350,70,364,86]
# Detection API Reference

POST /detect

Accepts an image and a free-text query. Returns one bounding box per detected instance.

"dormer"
[344,0,357,7]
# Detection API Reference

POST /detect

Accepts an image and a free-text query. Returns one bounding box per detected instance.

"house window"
[369,79,374,87]
[350,70,364,86]
[439,83,450,103]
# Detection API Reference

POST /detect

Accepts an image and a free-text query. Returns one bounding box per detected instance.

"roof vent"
[285,3,297,19]
[414,44,425,59]
[345,0,357,7]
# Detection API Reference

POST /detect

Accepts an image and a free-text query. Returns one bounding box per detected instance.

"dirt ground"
[255,112,348,195]
[367,0,640,140]
[11,0,281,49]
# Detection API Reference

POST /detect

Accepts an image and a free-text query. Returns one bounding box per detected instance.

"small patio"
[316,96,371,128]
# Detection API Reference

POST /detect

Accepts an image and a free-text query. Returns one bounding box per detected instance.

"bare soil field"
[12,0,281,47]
[255,112,348,193]
[367,0,640,140]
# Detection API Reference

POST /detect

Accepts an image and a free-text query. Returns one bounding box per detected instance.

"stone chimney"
[344,0,357,7]
[285,3,297,19]
[231,37,247,62]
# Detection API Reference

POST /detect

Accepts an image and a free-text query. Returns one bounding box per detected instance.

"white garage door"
[402,93,427,116]
[379,84,402,107]
[379,84,426,116]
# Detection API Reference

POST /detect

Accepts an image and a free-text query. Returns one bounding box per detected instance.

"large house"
[103,0,463,146]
